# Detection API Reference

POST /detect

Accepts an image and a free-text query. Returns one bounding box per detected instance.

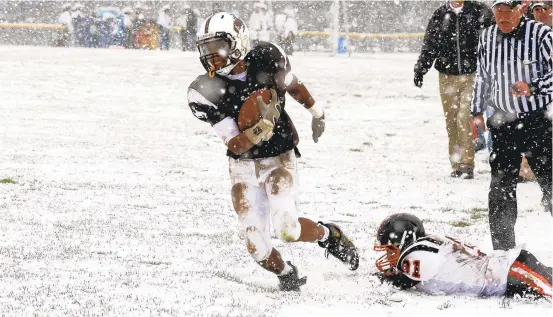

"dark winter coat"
[415,1,495,76]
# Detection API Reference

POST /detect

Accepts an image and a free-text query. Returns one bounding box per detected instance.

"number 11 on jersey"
[402,259,421,279]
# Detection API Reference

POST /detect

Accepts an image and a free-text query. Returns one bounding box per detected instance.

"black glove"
[312,112,325,143]
[414,72,424,88]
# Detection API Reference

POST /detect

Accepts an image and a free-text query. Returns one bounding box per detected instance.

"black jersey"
[188,42,299,159]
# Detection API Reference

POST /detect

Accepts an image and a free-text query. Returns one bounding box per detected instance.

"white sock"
[278,262,293,276]
[318,224,330,242]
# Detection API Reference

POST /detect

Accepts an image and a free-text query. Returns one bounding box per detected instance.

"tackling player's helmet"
[374,213,426,274]
[196,12,250,77]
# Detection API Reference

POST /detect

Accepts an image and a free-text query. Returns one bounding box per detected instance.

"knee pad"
[244,225,271,262]
[267,167,294,196]
[272,211,301,242]
[231,183,252,217]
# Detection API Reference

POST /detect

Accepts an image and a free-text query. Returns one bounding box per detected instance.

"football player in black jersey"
[186,12,359,291]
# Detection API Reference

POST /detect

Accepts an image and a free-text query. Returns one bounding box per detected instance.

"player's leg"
[264,151,359,270]
[230,158,305,291]
[231,181,271,263]
[523,114,552,214]
[487,116,522,250]
[506,249,552,299]
[439,72,461,175]
[229,158,274,266]
[457,73,476,177]
[263,167,323,242]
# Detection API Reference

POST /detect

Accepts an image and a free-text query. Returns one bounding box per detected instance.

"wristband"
[307,104,324,118]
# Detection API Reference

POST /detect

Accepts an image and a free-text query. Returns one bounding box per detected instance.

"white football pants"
[229,150,302,262]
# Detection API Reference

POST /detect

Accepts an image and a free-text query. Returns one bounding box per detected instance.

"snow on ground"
[0,46,551,316]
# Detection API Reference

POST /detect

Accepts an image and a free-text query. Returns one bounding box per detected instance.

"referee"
[471,0,553,250]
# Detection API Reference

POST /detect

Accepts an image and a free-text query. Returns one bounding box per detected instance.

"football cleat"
[318,222,360,271]
[277,261,307,291]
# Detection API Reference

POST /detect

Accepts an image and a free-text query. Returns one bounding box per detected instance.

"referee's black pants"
[487,108,552,250]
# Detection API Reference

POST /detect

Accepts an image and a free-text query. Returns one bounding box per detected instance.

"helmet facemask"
[373,228,418,275]
[374,244,402,275]
[197,32,242,77]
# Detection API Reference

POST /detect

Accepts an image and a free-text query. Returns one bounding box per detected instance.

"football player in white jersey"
[373,213,552,299]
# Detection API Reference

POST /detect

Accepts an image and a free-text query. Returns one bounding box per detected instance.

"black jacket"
[415,1,494,76]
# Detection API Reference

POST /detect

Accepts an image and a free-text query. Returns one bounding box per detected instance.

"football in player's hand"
[238,89,272,131]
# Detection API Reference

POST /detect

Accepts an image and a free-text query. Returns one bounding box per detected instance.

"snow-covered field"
[0,46,551,316]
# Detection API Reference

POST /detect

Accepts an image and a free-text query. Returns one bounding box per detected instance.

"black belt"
[515,108,546,119]
[495,108,546,119]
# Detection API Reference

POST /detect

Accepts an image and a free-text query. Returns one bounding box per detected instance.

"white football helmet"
[196,12,250,76]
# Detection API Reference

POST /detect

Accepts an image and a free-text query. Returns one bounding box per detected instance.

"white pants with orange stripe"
[506,250,552,299]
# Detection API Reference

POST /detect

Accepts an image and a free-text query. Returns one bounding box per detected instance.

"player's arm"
[273,53,325,142]
[225,91,281,155]
[226,133,256,155]
[188,88,274,155]
[269,45,317,112]
[226,120,274,155]
[255,42,325,143]
[284,74,322,117]
[212,117,259,155]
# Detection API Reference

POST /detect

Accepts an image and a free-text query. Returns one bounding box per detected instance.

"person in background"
[249,2,273,46]
[521,0,533,15]
[71,3,88,47]
[471,0,553,250]
[134,3,145,22]
[212,2,223,14]
[132,3,147,47]
[521,1,550,182]
[122,7,134,49]
[56,3,73,47]
[414,0,494,179]
[530,1,552,25]
[157,5,173,50]
[280,7,298,55]
[177,3,197,51]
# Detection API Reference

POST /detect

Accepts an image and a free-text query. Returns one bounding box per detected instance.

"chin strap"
[207,56,242,78]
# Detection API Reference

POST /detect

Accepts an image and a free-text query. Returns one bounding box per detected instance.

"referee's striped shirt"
[471,19,553,115]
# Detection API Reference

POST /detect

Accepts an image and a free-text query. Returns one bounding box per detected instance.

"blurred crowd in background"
[0,1,443,52]
[5,1,548,53]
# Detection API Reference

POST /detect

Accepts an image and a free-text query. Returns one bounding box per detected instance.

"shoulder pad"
[189,74,228,105]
